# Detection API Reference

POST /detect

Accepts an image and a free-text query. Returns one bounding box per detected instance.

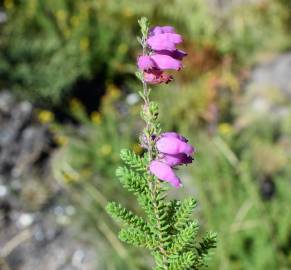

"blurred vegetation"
[0,0,135,105]
[0,0,289,106]
[183,112,291,269]
[1,0,291,269]
[51,86,148,269]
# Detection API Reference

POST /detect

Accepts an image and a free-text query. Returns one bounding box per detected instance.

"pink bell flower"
[147,33,183,51]
[138,54,182,71]
[161,132,188,142]
[156,135,195,156]
[150,54,182,71]
[149,132,195,188]
[137,55,155,70]
[149,26,176,36]
[149,160,182,188]
[137,25,187,85]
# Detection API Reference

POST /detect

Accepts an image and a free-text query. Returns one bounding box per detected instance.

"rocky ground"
[235,53,291,128]
[0,91,96,270]
[0,209,96,270]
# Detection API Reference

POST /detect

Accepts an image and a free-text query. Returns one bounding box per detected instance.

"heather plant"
[106,17,216,269]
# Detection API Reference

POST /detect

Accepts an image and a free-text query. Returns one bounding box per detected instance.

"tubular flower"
[149,160,182,188]
[137,25,187,85]
[149,132,195,188]
[160,132,188,142]
[138,54,182,71]
[148,26,176,36]
[150,54,182,71]
[156,133,195,155]
[137,55,155,70]
[147,33,183,51]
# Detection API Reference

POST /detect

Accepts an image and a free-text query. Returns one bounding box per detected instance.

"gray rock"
[0,91,14,114]
[208,0,262,12]
[250,53,291,97]
[235,53,291,128]
[0,91,99,270]
[0,10,7,24]
[1,211,97,270]
[0,91,51,178]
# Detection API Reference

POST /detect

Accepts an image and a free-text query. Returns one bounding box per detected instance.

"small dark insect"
[260,176,276,201]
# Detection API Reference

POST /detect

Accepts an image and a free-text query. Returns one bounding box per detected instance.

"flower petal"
[151,54,182,71]
[137,55,155,70]
[149,26,176,36]
[147,33,183,51]
[161,132,188,142]
[149,160,182,188]
[156,136,195,155]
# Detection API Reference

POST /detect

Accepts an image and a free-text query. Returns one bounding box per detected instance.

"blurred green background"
[0,0,291,269]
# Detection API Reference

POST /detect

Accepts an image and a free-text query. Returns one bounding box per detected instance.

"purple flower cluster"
[137,24,193,188]
[149,132,195,188]
[137,26,187,84]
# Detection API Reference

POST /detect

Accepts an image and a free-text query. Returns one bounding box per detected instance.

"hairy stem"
[141,79,168,269]
[138,19,168,269]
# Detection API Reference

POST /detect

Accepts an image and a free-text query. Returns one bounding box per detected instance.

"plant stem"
[139,20,168,269]
[141,79,168,269]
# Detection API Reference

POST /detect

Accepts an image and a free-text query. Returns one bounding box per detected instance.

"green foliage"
[169,221,199,253]
[106,202,150,233]
[43,2,291,269]
[107,149,216,269]
[1,0,288,106]
[52,88,146,269]
[172,198,197,231]
[119,227,156,249]
[0,0,134,105]
[167,252,195,270]
[52,86,139,180]
[154,58,291,269]
[116,166,148,195]
[183,129,291,270]
[196,232,217,267]
[120,149,148,172]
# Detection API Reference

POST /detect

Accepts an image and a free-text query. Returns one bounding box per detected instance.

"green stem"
[139,20,168,269]
[142,79,168,269]
[151,179,169,269]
